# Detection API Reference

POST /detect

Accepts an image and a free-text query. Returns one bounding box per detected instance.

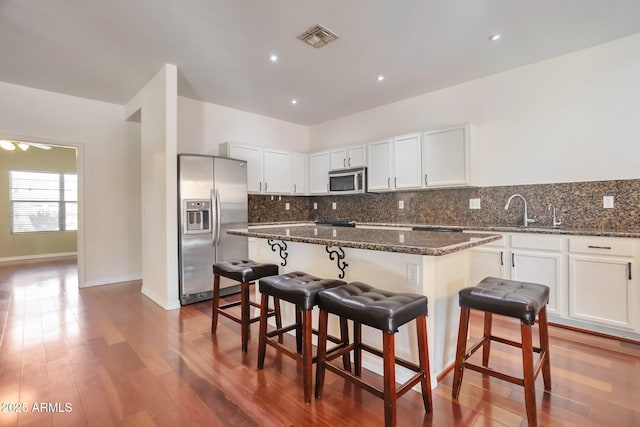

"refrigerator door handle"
[210,189,217,247]
[214,188,222,246]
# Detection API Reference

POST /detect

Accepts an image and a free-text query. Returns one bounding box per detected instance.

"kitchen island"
[228,224,500,387]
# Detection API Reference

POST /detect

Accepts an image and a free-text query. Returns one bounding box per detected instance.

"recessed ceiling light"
[291,99,298,105]
[270,54,278,63]
[377,75,385,82]
[489,34,502,41]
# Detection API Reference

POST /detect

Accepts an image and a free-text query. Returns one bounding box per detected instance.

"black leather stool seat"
[259,271,346,310]
[318,282,428,334]
[458,277,549,325]
[213,259,279,283]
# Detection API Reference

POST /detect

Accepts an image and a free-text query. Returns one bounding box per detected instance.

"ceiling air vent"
[297,24,339,48]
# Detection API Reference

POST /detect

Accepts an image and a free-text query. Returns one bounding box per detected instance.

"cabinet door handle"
[265,182,268,192]
[348,157,351,167]
[343,158,346,168]
[628,262,632,280]
[326,183,329,192]
[500,251,504,266]
[424,174,428,185]
[259,182,262,192]
[387,177,391,188]
[394,177,397,187]
[511,253,515,268]
[294,184,296,193]
[588,245,612,250]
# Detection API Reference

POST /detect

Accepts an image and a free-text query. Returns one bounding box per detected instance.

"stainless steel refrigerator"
[178,154,248,305]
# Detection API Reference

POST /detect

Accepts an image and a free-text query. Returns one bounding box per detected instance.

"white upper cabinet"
[291,153,307,195]
[367,139,393,191]
[422,124,469,187]
[393,133,422,189]
[330,144,366,170]
[367,135,422,191]
[310,151,331,194]
[222,143,263,193]
[263,149,291,194]
[220,143,305,195]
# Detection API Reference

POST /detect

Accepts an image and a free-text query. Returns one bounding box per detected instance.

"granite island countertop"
[228,224,501,256]
[248,221,640,238]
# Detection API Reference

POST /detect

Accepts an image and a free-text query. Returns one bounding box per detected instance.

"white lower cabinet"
[568,237,637,330]
[510,234,567,316]
[511,249,565,316]
[469,234,508,286]
[470,232,640,337]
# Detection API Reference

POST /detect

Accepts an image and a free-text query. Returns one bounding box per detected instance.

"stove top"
[315,220,356,228]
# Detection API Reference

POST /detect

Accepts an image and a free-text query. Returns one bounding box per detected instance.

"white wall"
[310,33,640,187]
[0,81,141,286]
[178,96,309,154]
[125,65,180,310]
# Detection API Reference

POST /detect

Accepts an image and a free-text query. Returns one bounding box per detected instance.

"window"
[9,171,77,233]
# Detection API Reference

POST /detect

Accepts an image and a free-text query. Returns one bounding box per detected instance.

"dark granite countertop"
[354,222,640,238]
[247,222,640,238]
[229,224,501,256]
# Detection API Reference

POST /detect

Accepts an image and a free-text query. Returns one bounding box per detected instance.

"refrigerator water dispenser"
[184,200,211,234]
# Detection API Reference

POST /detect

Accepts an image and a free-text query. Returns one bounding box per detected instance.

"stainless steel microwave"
[328,167,367,194]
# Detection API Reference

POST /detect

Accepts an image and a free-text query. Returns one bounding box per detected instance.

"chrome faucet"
[504,194,535,227]
[548,204,562,228]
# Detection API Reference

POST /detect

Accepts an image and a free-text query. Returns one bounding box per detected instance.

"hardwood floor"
[1,259,639,426]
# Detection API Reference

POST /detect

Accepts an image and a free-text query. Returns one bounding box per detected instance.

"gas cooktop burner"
[315,220,356,227]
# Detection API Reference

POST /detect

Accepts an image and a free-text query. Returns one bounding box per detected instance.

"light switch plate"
[313,202,318,210]
[603,196,614,209]
[398,200,404,209]
[469,198,481,209]
[332,202,337,210]
[285,203,290,210]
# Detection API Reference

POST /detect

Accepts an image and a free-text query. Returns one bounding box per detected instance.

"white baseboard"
[82,275,142,288]
[0,252,77,263]
[141,285,181,311]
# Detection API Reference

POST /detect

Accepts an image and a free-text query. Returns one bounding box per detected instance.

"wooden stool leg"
[211,274,221,333]
[416,315,433,413]
[314,309,329,400]
[354,321,362,377]
[383,331,397,427]
[340,316,351,371]
[302,308,313,404]
[538,305,552,391]
[482,311,492,366]
[452,306,470,399]
[521,323,537,427]
[241,282,251,353]
[257,292,269,369]
[295,307,303,354]
[273,296,283,344]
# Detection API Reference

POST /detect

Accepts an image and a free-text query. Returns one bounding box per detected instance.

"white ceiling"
[1,1,640,126]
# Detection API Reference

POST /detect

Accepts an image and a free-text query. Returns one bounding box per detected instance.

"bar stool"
[257,271,350,403]
[315,282,433,427]
[211,260,281,353]
[452,277,551,427]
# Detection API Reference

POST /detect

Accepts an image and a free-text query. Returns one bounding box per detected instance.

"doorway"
[0,139,83,286]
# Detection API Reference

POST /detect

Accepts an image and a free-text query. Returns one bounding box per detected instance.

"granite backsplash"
[249,179,640,230]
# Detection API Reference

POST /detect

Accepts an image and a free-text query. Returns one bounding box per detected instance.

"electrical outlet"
[332,202,337,210]
[278,195,282,201]
[332,229,337,237]
[313,202,318,210]
[270,195,274,201]
[469,198,481,209]
[285,203,290,210]
[398,200,404,209]
[407,263,419,287]
[398,233,405,243]
[603,196,614,209]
